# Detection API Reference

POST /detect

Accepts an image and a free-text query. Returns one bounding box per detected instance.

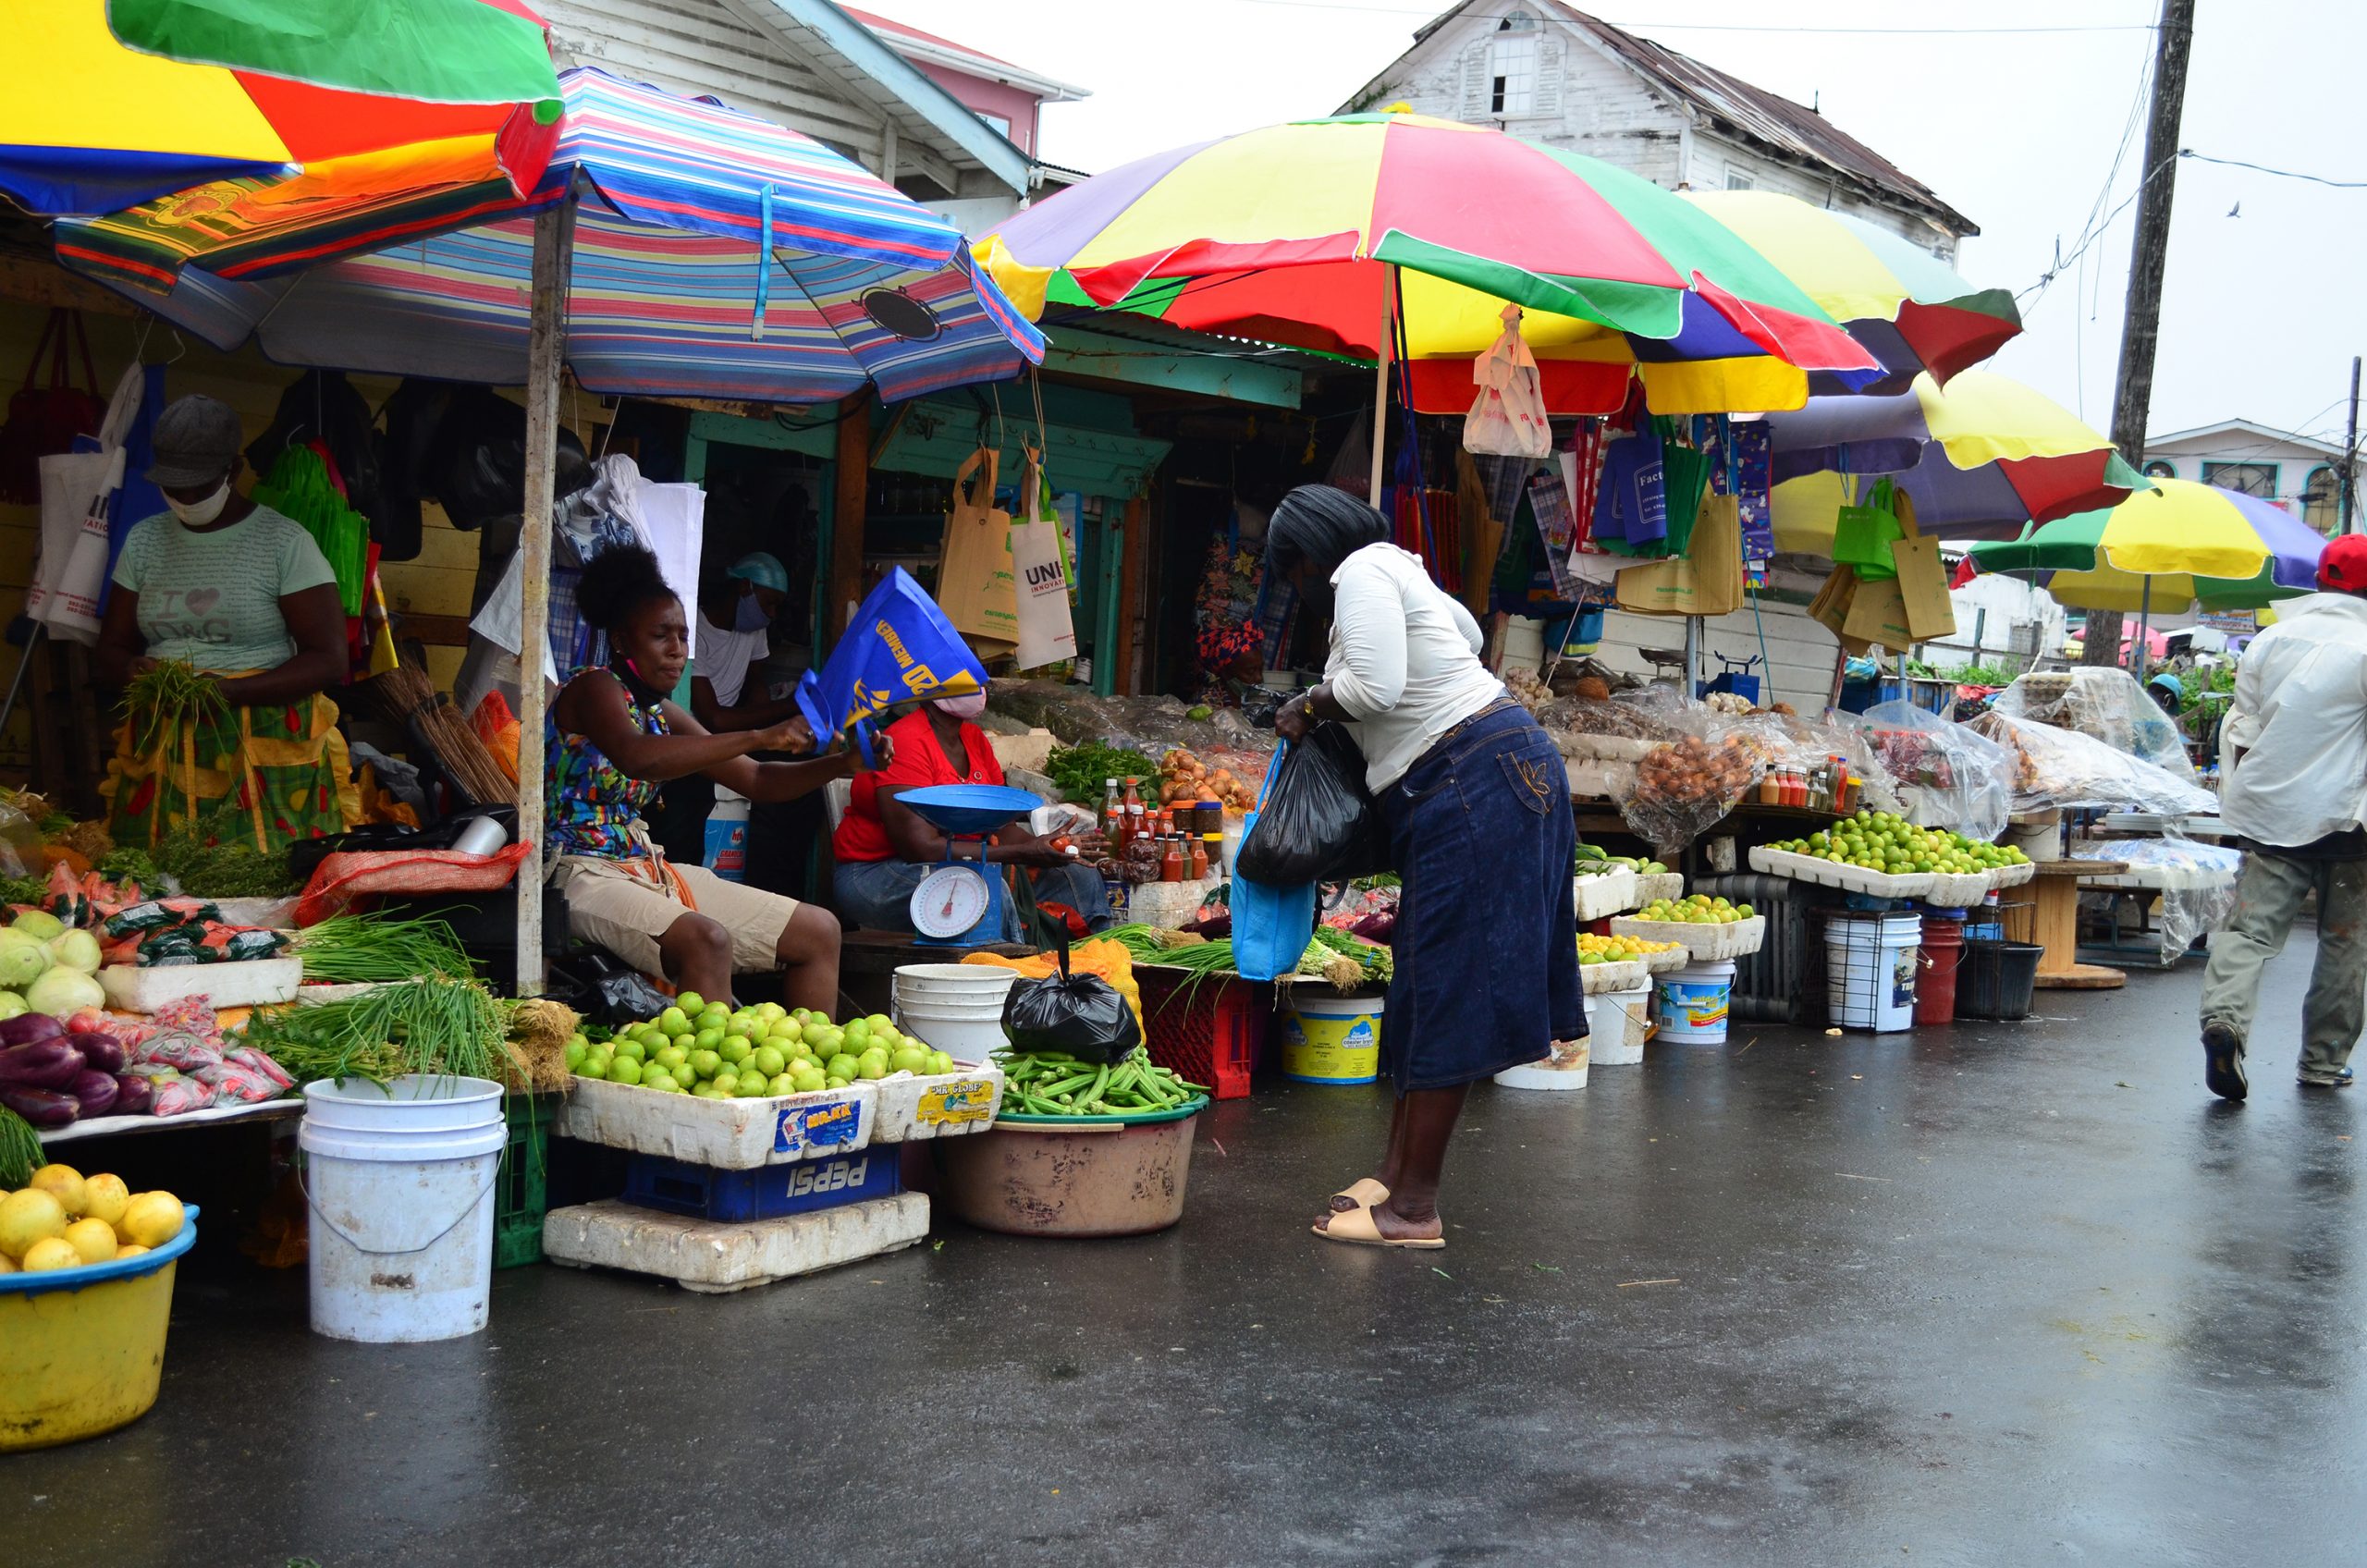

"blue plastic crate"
[622,1149,902,1222]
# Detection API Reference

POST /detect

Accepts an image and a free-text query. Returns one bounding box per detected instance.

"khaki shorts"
[551,855,799,976]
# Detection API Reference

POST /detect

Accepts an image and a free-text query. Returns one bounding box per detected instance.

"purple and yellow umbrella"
[1968,479,2327,614]
[979,109,1879,415]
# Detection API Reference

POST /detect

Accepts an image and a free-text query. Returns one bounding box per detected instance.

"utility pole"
[2082,0,2196,666]
[2343,354,2361,534]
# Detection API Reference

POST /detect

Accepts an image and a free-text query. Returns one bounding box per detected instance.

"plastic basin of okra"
[938,1097,1208,1238]
[0,1205,200,1452]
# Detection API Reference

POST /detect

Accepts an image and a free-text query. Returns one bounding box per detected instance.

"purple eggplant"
[67,1069,118,1119]
[111,1072,154,1116]
[1349,911,1397,944]
[75,1034,125,1074]
[0,1038,83,1090]
[0,1011,65,1048]
[0,1084,75,1127]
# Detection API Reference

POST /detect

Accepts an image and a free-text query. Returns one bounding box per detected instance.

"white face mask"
[166,479,231,527]
[933,691,987,719]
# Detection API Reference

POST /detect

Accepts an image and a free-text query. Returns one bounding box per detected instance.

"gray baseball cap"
[144,395,243,489]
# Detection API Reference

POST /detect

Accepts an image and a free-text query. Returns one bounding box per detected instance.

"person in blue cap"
[654,552,804,866]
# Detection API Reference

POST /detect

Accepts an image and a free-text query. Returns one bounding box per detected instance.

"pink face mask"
[932,691,987,719]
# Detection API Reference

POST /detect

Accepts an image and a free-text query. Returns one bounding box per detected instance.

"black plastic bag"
[546,949,675,1028]
[1000,933,1143,1065]
[1236,723,1390,886]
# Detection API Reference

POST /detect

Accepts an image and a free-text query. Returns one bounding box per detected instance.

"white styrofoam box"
[1579,959,1649,994]
[1123,876,1221,929]
[214,896,300,928]
[541,1194,929,1293]
[1748,846,1935,900]
[1643,945,1693,974]
[1609,913,1766,962]
[100,956,301,1013]
[1923,871,1991,909]
[870,1060,1005,1144]
[1571,870,1640,922]
[1494,1023,1590,1092]
[1990,862,2038,890]
[1631,872,1684,906]
[554,1073,875,1168]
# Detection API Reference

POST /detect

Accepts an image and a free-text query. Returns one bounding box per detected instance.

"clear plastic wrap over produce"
[1967,710,2217,815]
[1850,701,2014,844]
[986,680,1275,760]
[1618,704,1905,853]
[2074,837,2242,962]
[1990,668,2196,784]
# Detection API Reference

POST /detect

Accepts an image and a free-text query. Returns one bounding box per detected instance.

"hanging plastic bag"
[1000,930,1143,1065]
[1237,727,1389,887]
[1463,306,1552,459]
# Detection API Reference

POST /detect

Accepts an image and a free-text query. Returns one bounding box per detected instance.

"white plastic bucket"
[1826,913,1920,1033]
[1280,992,1382,1084]
[893,963,1019,1059]
[1592,984,1651,1065]
[300,1075,505,1343]
[1494,995,1598,1091]
[1656,960,1737,1045]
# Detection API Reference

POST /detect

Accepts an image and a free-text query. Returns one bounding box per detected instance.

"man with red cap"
[2201,533,2367,1097]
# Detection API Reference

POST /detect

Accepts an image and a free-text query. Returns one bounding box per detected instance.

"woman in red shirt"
[832,693,1112,937]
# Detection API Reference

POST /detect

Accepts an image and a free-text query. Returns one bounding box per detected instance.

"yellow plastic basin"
[0,1204,198,1452]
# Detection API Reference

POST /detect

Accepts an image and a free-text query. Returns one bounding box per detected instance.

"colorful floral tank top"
[546,668,668,861]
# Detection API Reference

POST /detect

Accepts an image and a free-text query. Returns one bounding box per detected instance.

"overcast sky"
[870,0,2366,452]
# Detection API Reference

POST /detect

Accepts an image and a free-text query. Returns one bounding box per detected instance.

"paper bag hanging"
[1009,450,1078,670]
[1463,306,1553,459]
[1842,572,1916,653]
[1889,534,1956,642]
[1613,493,1744,618]
[937,447,1018,645]
[1809,562,1858,639]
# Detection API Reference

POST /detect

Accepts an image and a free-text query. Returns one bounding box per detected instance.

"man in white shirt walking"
[2200,534,2367,1098]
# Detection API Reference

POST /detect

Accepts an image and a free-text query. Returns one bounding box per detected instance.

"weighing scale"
[899,784,1045,946]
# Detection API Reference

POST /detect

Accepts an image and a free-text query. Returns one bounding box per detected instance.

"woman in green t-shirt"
[94,395,356,853]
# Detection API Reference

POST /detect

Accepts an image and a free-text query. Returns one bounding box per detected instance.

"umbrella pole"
[1367,263,1394,503]
[515,193,577,998]
[2135,576,2152,675]
[1825,638,1849,718]
[1684,615,1701,698]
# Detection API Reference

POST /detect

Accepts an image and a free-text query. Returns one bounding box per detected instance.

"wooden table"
[2030,858,2128,989]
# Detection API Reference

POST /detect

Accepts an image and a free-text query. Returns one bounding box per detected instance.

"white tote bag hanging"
[28,361,144,643]
[1009,446,1077,671]
[1463,305,1552,459]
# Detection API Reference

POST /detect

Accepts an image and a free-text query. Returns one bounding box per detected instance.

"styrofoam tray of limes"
[870,1060,1006,1143]
[1608,913,1766,962]
[1748,846,1935,900]
[1631,873,1684,906]
[557,1074,877,1169]
[1923,870,1993,908]
[1989,862,2037,889]
[1571,870,1640,922]
[1579,958,1650,994]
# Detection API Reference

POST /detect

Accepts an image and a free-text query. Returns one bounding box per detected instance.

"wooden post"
[2083,0,2194,665]
[1114,495,1147,695]
[1367,265,1394,502]
[829,396,871,646]
[515,196,576,997]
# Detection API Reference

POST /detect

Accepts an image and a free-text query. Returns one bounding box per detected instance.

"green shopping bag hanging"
[1833,475,1904,582]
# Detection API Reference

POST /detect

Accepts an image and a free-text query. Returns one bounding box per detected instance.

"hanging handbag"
[0,310,106,505]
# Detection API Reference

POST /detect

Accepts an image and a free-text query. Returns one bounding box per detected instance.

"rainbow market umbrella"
[104,0,559,108]
[977,109,1879,418]
[2,0,558,222]
[1767,370,2145,552]
[1683,190,2020,391]
[57,68,1044,406]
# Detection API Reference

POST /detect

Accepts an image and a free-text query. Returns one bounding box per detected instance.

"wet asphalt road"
[13,934,2367,1568]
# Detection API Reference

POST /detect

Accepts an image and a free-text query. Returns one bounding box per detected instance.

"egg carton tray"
[1607,913,1766,962]
[1747,846,1934,900]
[1571,870,1641,922]
[1578,959,1650,994]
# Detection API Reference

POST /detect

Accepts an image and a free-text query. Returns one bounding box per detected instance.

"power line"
[2179,149,2367,190]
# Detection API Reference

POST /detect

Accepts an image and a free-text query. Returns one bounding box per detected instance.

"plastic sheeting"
[1852,701,2014,843]
[2074,837,2243,963]
[1990,668,2194,783]
[1967,710,2217,816]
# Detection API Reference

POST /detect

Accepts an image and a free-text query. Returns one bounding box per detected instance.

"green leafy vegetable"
[294,915,473,983]
[1044,742,1161,806]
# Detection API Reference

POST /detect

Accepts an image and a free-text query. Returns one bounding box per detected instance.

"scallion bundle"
[293,915,473,984]
[122,659,227,751]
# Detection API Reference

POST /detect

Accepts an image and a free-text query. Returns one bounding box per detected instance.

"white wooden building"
[2143,420,2348,533]
[1338,1,1976,260]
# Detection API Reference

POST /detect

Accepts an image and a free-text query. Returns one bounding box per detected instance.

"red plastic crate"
[1135,966,1266,1100]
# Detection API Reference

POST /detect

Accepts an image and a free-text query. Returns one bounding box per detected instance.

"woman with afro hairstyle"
[545,543,882,1008]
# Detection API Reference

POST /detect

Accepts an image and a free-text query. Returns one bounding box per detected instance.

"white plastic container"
[703,786,750,881]
[1494,995,1597,1090]
[1592,984,1652,1065]
[1826,913,1920,1033]
[1655,959,1737,1045]
[101,956,302,1012]
[300,1075,505,1343]
[891,963,1018,1060]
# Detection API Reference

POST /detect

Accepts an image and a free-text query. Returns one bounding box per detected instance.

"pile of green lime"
[1768,810,2028,877]
[566,993,956,1098]
[1636,892,1753,925]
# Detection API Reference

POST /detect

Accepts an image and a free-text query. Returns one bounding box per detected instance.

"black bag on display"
[1000,932,1143,1065]
[1235,722,1390,886]
[546,949,677,1028]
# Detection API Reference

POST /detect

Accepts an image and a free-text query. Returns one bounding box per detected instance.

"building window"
[975,111,1012,139]
[2141,459,2177,481]
[1490,10,1539,116]
[2303,464,2342,533]
[2202,460,2277,500]
[1725,170,1755,191]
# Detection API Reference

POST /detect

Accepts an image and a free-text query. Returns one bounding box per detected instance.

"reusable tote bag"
[1009,447,1078,670]
[1231,747,1318,982]
[1464,306,1552,459]
[938,447,1018,645]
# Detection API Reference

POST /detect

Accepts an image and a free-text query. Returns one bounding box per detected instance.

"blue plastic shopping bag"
[1230,748,1318,982]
